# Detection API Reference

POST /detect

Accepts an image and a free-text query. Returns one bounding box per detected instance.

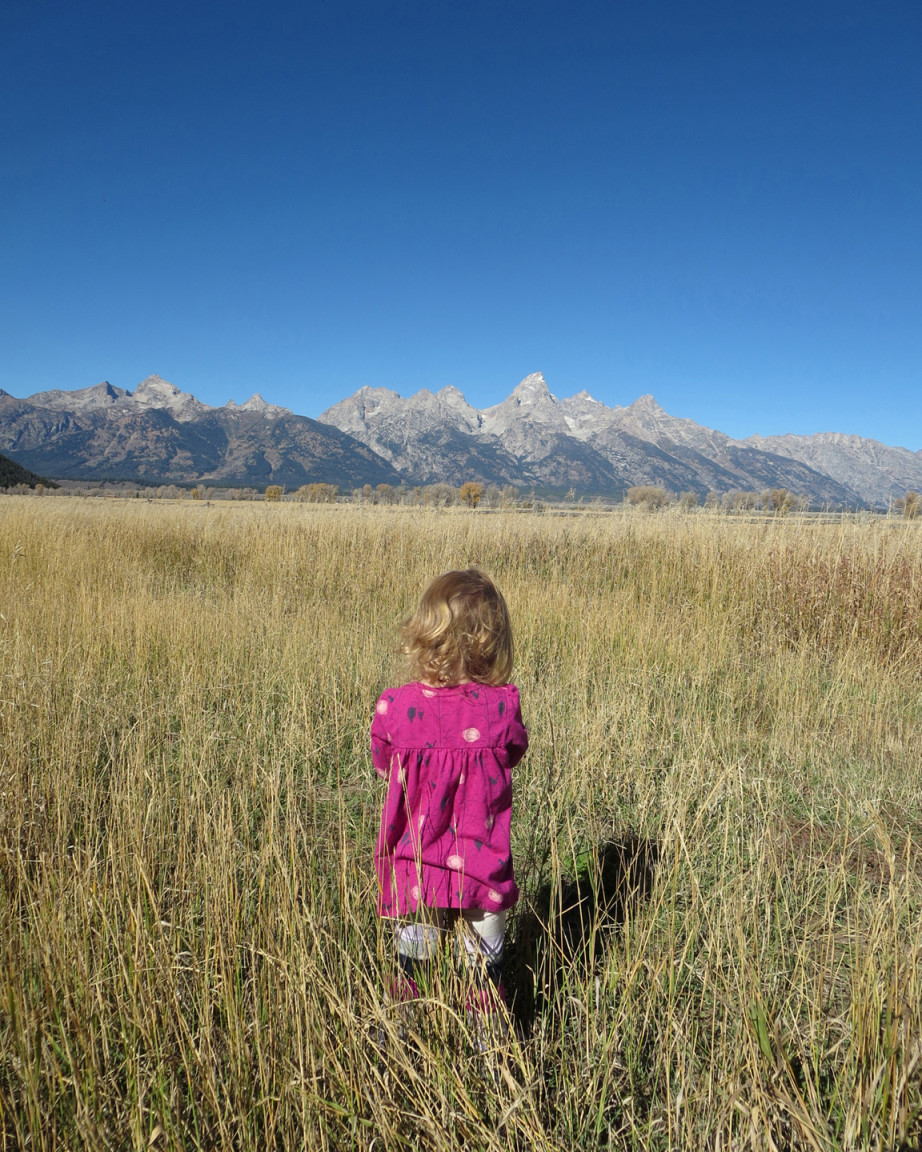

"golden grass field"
[1,496,920,1150]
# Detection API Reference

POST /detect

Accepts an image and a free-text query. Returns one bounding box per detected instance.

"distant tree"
[296,483,338,503]
[422,483,458,507]
[459,481,484,509]
[627,485,670,510]
[376,483,394,505]
[722,490,757,513]
[265,485,284,502]
[679,490,699,511]
[894,490,920,519]
[769,488,794,514]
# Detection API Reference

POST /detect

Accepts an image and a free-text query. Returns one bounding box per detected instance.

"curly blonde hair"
[401,568,514,687]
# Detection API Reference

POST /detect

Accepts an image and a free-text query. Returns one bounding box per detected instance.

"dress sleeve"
[370,691,394,779]
[505,686,529,768]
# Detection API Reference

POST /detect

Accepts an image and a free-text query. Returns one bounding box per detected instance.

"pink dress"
[371,681,528,918]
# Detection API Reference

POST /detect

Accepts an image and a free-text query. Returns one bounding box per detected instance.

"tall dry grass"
[0,497,920,1150]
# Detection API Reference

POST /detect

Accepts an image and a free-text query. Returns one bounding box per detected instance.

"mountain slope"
[744,432,922,508]
[0,450,57,489]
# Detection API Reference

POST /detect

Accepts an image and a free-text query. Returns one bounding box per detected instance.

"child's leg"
[392,907,445,1001]
[458,909,507,1005]
[458,909,509,1055]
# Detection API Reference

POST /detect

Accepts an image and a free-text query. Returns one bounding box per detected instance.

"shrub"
[894,490,920,519]
[627,485,670,510]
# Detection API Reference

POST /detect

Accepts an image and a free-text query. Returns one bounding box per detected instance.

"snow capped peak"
[510,372,554,401]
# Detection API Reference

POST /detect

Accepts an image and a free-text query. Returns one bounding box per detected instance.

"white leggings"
[396,908,505,979]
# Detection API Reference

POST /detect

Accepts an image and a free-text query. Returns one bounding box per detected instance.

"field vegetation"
[1,498,920,1150]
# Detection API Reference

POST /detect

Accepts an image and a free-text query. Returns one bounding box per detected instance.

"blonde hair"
[401,569,514,687]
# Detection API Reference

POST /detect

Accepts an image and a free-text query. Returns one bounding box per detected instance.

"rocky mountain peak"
[480,372,564,437]
[134,374,175,396]
[628,394,664,414]
[618,393,733,452]
[436,385,470,405]
[351,387,401,414]
[129,375,209,421]
[132,375,193,405]
[509,372,554,404]
[27,380,126,411]
[230,392,287,414]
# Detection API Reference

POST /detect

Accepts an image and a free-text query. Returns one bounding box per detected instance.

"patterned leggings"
[394,908,506,1002]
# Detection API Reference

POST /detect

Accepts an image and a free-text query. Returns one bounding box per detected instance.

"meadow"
[0,497,920,1151]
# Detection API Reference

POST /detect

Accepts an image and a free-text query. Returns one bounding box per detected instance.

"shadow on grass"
[506,832,660,1035]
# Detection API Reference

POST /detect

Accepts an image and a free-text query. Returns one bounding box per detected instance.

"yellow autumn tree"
[459,481,484,509]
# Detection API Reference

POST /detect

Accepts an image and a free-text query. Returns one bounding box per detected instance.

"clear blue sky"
[3,0,920,448]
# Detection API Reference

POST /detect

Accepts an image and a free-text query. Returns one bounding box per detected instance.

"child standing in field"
[371,568,528,1032]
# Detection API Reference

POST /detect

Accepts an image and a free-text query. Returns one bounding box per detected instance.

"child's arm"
[370,692,394,779]
[506,687,529,768]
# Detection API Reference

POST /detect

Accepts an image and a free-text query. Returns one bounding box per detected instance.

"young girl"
[371,568,528,1020]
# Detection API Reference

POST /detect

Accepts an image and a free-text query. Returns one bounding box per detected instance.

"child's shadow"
[505,832,660,1035]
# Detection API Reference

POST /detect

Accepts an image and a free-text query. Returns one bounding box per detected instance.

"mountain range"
[320,373,922,507]
[0,376,400,489]
[2,372,920,507]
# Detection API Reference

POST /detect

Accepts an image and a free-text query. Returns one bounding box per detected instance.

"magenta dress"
[371,681,528,918]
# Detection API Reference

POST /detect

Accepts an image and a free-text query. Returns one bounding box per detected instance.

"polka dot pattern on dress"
[372,680,526,919]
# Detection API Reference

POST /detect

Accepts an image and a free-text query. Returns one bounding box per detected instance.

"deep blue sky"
[3,0,920,448]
